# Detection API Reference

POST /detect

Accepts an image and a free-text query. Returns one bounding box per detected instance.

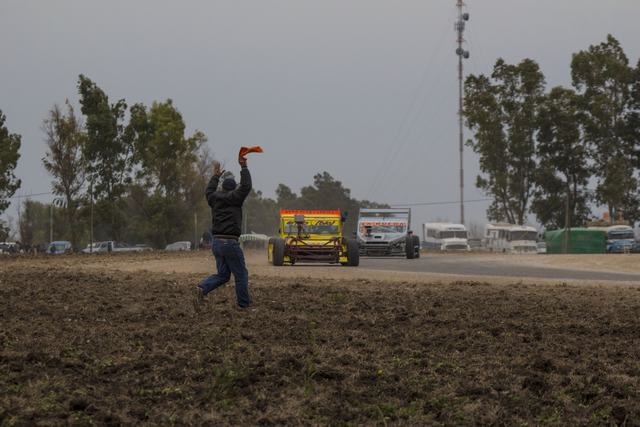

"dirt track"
[2,252,640,425]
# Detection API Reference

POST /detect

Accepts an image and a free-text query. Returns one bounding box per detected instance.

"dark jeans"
[199,238,251,308]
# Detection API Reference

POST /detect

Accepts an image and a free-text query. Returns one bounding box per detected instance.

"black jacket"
[206,166,252,237]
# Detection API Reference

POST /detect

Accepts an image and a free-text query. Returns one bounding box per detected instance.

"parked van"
[47,241,72,255]
[165,241,192,251]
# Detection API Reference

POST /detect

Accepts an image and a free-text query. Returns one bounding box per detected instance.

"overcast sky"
[2,0,639,233]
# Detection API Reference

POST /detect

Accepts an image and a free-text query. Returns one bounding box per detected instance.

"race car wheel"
[346,239,360,266]
[405,236,415,259]
[272,238,285,266]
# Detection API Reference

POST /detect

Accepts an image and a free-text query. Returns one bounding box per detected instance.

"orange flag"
[239,146,264,159]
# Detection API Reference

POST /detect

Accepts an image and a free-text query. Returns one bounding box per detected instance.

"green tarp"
[544,228,606,254]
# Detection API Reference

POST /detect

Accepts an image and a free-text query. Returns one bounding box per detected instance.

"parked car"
[82,242,101,254]
[47,241,73,255]
[165,241,192,251]
[135,244,154,251]
[0,242,19,254]
[90,241,144,253]
[0,242,20,254]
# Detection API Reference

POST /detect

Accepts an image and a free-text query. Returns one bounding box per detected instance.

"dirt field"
[2,252,640,425]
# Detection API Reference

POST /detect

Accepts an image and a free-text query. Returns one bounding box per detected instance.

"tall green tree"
[0,110,21,237]
[531,87,592,229]
[129,100,206,197]
[124,99,208,248]
[465,58,546,224]
[630,58,640,220]
[77,74,131,239]
[571,34,639,224]
[42,101,87,248]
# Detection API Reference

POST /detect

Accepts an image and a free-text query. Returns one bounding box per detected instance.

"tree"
[0,110,22,236]
[275,184,298,208]
[531,87,592,229]
[77,75,131,239]
[571,35,639,224]
[243,189,279,235]
[42,101,87,248]
[124,99,208,248]
[18,200,59,249]
[629,58,640,222]
[465,58,546,224]
[129,100,205,197]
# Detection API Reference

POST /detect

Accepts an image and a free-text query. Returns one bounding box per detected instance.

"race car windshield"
[308,224,339,234]
[284,222,339,235]
[365,225,406,233]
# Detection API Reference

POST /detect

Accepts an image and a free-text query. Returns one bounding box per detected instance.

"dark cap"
[222,178,237,191]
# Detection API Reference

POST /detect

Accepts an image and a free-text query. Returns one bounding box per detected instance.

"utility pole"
[455,1,470,225]
[194,211,198,251]
[49,203,53,244]
[563,183,571,254]
[90,180,94,253]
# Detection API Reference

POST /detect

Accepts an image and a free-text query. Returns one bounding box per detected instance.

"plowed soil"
[2,252,640,426]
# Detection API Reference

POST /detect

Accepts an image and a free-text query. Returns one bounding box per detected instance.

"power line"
[365,15,452,200]
[391,197,490,207]
[7,191,53,200]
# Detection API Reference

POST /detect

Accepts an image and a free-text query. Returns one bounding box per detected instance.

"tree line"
[3,34,639,246]
[1,76,385,249]
[465,35,640,229]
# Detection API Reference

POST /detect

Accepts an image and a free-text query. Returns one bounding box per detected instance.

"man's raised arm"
[206,161,225,206]
[233,156,252,202]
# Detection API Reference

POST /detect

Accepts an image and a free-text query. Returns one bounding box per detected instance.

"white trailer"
[422,223,470,251]
[484,223,538,253]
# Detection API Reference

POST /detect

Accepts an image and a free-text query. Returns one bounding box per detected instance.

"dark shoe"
[192,287,204,312]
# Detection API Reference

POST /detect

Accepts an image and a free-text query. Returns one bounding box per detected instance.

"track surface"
[359,255,640,282]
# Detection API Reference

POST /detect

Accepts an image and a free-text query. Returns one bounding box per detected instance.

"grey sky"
[2,0,639,233]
